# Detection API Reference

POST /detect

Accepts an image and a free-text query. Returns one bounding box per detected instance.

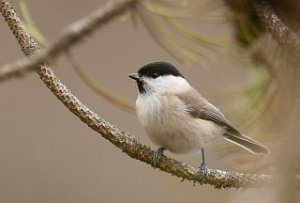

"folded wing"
[177,89,270,154]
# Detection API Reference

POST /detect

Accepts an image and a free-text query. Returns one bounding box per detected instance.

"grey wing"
[177,89,270,154]
[177,89,239,133]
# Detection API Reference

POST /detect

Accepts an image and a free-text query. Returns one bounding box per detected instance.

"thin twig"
[0,0,273,189]
[253,0,300,50]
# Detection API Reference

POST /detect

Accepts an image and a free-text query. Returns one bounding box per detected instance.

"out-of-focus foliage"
[224,0,263,46]
[138,0,225,68]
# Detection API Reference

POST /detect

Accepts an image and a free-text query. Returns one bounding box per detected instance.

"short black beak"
[128,73,139,81]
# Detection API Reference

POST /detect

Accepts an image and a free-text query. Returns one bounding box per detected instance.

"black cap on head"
[138,62,184,78]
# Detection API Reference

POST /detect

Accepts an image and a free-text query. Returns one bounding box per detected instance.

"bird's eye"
[151,73,159,78]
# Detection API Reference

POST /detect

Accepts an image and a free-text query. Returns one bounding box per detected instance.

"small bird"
[129,61,270,177]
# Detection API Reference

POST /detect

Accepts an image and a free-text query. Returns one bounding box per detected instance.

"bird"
[128,61,270,177]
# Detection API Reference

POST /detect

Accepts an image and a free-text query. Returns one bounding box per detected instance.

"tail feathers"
[223,133,270,155]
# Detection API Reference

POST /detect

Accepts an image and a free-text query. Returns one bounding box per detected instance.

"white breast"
[136,92,224,154]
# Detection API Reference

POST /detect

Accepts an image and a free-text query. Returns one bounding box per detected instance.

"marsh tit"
[129,62,270,177]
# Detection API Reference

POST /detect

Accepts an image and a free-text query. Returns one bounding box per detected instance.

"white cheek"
[142,75,191,94]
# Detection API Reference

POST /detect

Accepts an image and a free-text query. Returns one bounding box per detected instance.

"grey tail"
[223,132,270,155]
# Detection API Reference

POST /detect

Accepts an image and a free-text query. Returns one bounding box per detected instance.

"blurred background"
[0,0,299,202]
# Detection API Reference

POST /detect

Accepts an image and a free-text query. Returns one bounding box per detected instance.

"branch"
[0,0,273,189]
[253,0,300,50]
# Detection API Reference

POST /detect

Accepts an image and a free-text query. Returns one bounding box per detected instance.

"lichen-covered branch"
[253,0,300,50]
[0,0,272,189]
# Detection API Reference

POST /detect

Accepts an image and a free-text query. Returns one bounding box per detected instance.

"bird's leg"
[199,148,208,178]
[152,147,165,168]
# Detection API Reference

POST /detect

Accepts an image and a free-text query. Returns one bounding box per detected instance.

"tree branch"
[253,0,300,50]
[0,0,272,189]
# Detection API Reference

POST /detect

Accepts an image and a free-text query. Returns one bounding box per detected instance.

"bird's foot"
[199,148,208,179]
[152,147,164,168]
[199,161,208,179]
